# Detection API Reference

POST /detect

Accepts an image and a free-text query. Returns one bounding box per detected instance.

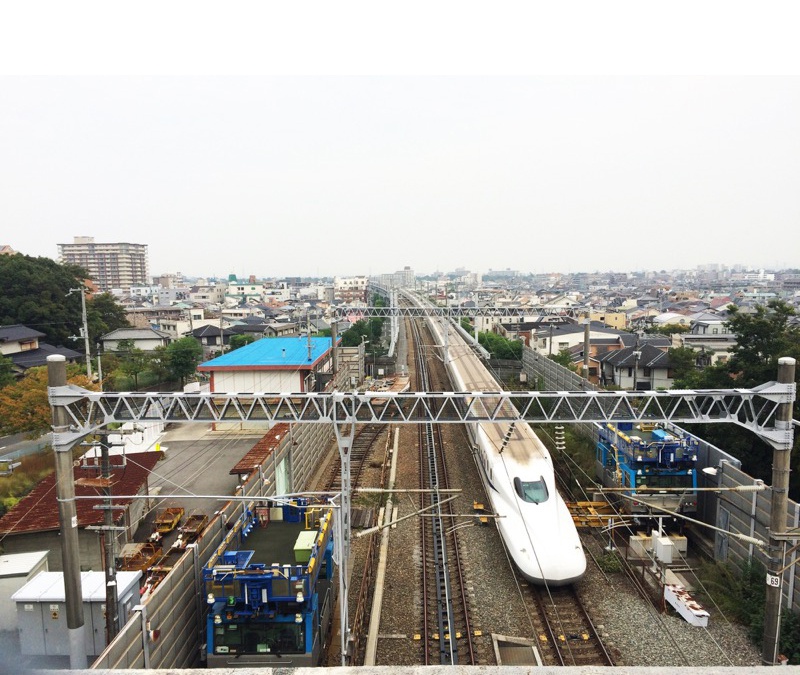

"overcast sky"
[1,3,799,279]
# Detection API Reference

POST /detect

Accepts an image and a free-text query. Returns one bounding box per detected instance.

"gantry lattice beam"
[50,382,795,449]
[331,305,581,319]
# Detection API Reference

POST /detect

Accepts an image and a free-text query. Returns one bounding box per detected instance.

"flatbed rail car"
[203,499,335,668]
[155,506,185,534]
[177,512,208,545]
[595,422,699,516]
[117,542,163,572]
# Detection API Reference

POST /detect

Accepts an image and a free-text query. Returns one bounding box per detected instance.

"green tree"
[548,348,574,369]
[166,337,204,386]
[0,254,89,346]
[646,324,690,336]
[229,334,256,351]
[148,345,171,383]
[98,351,121,388]
[667,346,704,387]
[478,331,522,360]
[340,320,371,347]
[367,317,384,348]
[725,300,800,387]
[86,292,130,344]
[117,339,149,390]
[0,353,15,389]
[0,364,97,436]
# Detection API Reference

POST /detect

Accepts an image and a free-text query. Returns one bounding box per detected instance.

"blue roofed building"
[197,335,338,393]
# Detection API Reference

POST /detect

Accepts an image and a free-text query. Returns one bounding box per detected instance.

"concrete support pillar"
[762,357,796,665]
[48,355,88,669]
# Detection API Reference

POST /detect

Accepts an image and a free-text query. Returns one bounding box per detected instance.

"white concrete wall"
[214,370,303,392]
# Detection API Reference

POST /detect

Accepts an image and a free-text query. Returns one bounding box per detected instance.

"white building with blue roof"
[197,335,337,393]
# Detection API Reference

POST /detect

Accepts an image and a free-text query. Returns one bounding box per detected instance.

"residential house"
[189,281,227,306]
[221,306,265,321]
[151,307,206,340]
[527,321,627,356]
[680,316,736,366]
[190,324,237,358]
[588,309,628,330]
[99,327,171,352]
[598,341,674,390]
[125,304,192,329]
[651,311,692,328]
[0,325,81,377]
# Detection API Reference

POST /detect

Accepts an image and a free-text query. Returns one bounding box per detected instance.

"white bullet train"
[425,312,587,586]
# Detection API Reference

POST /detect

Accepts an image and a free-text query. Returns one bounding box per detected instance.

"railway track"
[412,318,476,665]
[324,423,385,492]
[528,584,615,666]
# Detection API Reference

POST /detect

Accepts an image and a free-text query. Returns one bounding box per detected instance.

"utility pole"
[97,344,103,391]
[762,356,797,665]
[68,285,92,379]
[583,319,591,382]
[48,355,87,669]
[330,319,338,376]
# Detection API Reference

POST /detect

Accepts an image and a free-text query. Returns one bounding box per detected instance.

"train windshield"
[514,476,549,504]
[213,621,304,655]
[635,474,694,489]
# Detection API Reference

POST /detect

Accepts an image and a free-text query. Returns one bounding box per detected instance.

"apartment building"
[334,276,368,304]
[57,236,149,293]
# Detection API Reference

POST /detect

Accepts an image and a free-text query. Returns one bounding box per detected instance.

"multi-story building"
[333,276,368,304]
[57,236,149,293]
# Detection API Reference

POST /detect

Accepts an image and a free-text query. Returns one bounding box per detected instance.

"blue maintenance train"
[203,499,335,667]
[595,422,699,516]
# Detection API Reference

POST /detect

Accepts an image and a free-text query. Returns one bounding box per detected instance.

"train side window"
[513,476,549,504]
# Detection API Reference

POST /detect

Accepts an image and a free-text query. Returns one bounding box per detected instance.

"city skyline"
[5,236,799,282]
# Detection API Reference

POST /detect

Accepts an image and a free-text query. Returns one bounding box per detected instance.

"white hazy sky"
[1,2,799,279]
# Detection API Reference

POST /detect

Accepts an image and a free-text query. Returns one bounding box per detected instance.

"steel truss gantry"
[332,305,581,318]
[50,382,795,449]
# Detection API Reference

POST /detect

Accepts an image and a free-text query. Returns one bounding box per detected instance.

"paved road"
[0,432,51,464]
[132,423,267,542]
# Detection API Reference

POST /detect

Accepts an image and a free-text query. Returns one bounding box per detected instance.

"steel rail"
[533,585,614,666]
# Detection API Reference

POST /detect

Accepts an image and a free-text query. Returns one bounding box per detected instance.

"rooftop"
[0,324,45,343]
[0,452,160,535]
[198,336,336,371]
